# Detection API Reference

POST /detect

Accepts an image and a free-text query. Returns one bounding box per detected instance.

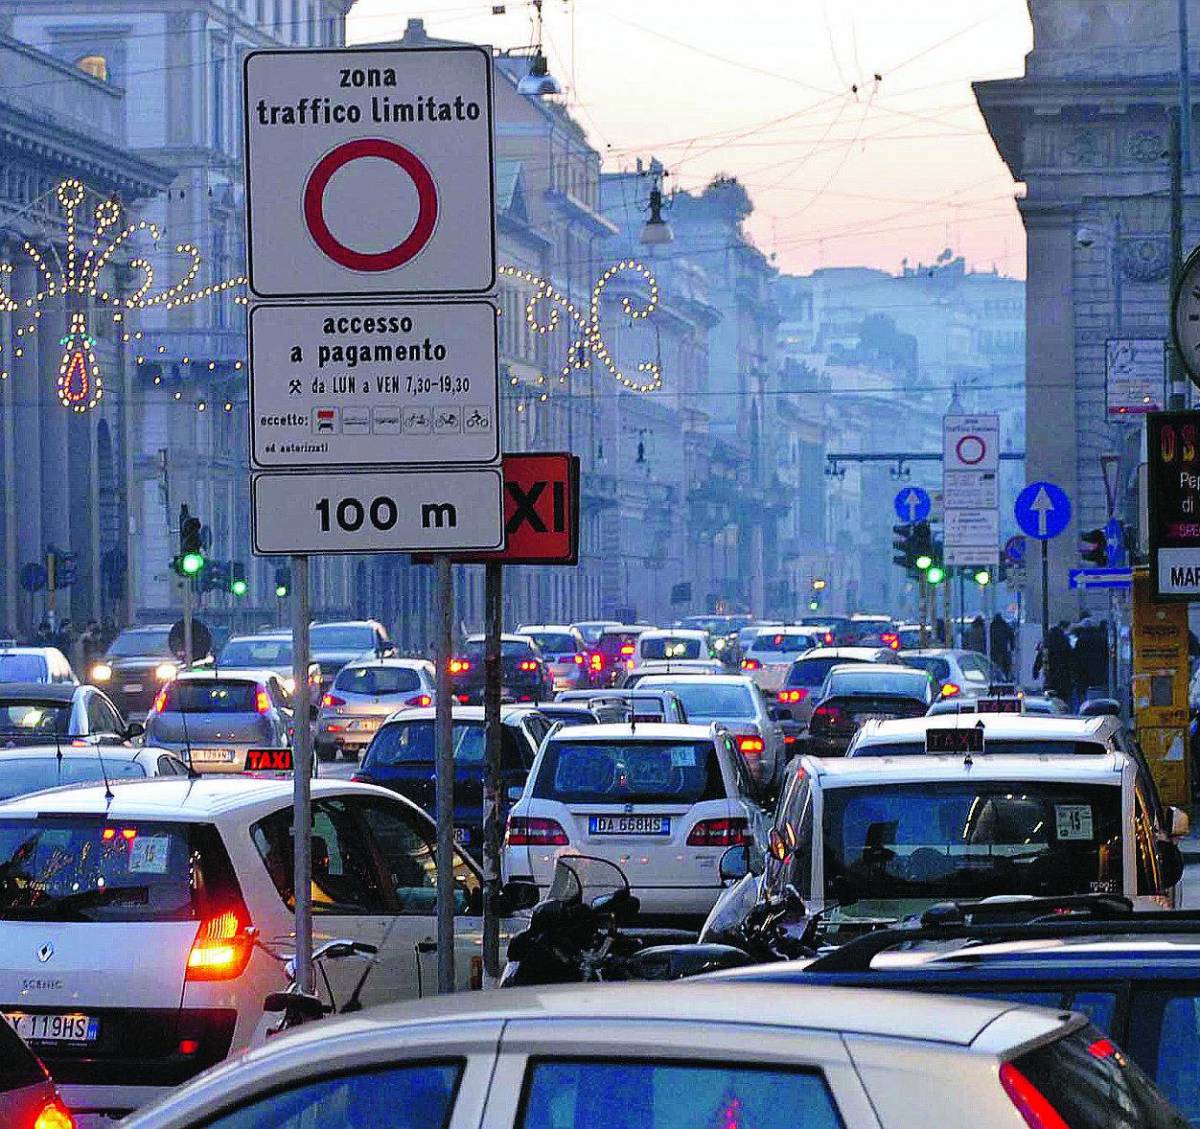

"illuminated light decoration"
[497,261,662,394]
[57,311,102,412]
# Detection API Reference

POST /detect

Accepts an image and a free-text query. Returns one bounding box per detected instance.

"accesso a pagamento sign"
[243,46,496,298]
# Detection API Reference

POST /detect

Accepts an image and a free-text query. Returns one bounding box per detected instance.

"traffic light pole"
[182,577,193,667]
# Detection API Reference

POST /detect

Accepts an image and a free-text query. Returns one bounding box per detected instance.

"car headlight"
[90,663,112,683]
[155,662,178,682]
[712,638,727,651]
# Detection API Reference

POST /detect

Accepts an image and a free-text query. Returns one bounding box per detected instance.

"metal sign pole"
[290,554,313,995]
[182,577,194,667]
[482,560,503,986]
[434,555,456,994]
[1040,539,1050,650]
[918,575,929,648]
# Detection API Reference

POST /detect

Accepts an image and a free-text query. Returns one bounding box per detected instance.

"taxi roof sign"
[925,726,985,754]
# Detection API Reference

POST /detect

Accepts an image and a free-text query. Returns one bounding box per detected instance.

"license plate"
[348,719,379,732]
[588,815,670,836]
[854,713,895,723]
[453,827,470,845]
[4,1012,98,1043]
[123,683,143,694]
[190,747,237,763]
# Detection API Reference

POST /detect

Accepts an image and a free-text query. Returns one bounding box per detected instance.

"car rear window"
[598,633,641,655]
[1010,1024,1188,1128]
[464,640,537,660]
[0,700,72,739]
[824,670,931,699]
[822,781,1124,901]
[310,625,375,652]
[365,720,529,770]
[641,637,702,660]
[787,657,852,686]
[0,817,240,923]
[220,638,293,667]
[900,656,952,681]
[752,633,816,654]
[534,740,723,805]
[526,633,578,655]
[163,680,260,713]
[644,682,755,720]
[0,655,48,682]
[333,666,422,695]
[0,757,147,800]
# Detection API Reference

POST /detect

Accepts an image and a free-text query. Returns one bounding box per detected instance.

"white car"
[0,646,77,685]
[503,721,769,920]
[0,776,527,1119]
[117,982,1178,1129]
[740,627,824,691]
[0,744,189,801]
[634,628,713,664]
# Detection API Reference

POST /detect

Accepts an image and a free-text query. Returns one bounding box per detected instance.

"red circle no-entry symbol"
[302,138,438,272]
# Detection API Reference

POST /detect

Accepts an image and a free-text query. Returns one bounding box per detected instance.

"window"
[520,1060,843,1129]
[1142,994,1200,1124]
[86,694,122,735]
[210,48,226,150]
[206,1062,463,1129]
[160,680,260,713]
[221,638,294,667]
[76,54,108,81]
[535,740,723,805]
[0,654,49,682]
[642,682,756,721]
[641,636,703,660]
[333,665,422,696]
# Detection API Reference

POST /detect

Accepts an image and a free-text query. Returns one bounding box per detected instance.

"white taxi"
[0,777,526,1120]
[503,722,769,920]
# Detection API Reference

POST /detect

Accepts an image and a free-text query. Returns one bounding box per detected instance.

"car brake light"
[321,693,345,708]
[448,659,471,674]
[186,910,254,981]
[406,694,432,707]
[506,816,569,846]
[940,682,961,698]
[33,1102,74,1129]
[998,1062,1070,1129]
[778,688,808,704]
[573,654,584,665]
[812,704,844,727]
[519,660,538,672]
[823,632,834,645]
[255,688,271,714]
[620,644,635,656]
[150,686,169,714]
[455,694,470,705]
[741,658,761,670]
[687,817,749,847]
[737,735,765,756]
[589,652,604,671]
[881,633,900,650]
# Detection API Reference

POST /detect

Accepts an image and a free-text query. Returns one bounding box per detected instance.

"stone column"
[0,241,14,633]
[11,259,43,630]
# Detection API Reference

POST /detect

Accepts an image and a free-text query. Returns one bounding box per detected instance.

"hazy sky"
[348,0,1033,278]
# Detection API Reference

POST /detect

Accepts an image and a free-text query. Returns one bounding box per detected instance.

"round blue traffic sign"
[1014,481,1072,541]
[893,486,932,523]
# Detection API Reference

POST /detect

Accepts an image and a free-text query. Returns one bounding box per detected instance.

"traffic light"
[176,505,205,577]
[926,563,946,585]
[973,568,991,586]
[1080,528,1107,567]
[230,561,248,598]
[893,523,914,569]
[911,521,933,571]
[274,566,291,598]
[924,535,946,585]
[47,546,77,589]
[202,559,230,594]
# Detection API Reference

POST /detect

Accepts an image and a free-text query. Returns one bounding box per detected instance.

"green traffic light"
[974,569,991,586]
[915,554,933,571]
[926,565,946,585]
[275,584,288,598]
[808,599,819,610]
[180,551,204,576]
[231,578,248,597]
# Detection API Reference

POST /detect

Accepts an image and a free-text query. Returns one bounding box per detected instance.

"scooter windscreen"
[546,854,630,908]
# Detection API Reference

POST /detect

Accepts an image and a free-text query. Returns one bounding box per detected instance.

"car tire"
[315,743,337,762]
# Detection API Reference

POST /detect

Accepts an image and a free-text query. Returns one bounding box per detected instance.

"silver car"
[315,658,436,762]
[517,625,589,692]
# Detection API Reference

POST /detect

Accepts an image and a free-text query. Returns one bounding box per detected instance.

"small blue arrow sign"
[893,486,932,523]
[1014,481,1072,540]
[1004,535,1027,565]
[1104,517,1125,567]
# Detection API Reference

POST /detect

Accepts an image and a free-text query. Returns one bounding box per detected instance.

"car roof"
[311,620,380,629]
[640,628,707,640]
[853,713,1114,748]
[798,750,1128,785]
[796,647,891,660]
[899,648,976,659]
[339,657,431,670]
[598,624,653,636]
[750,626,818,637]
[382,705,533,724]
[547,722,712,742]
[827,663,927,677]
[0,744,148,762]
[0,683,78,701]
[175,668,274,682]
[223,634,290,644]
[517,625,575,634]
[0,776,407,821]
[636,674,753,686]
[0,647,64,657]
[465,633,533,644]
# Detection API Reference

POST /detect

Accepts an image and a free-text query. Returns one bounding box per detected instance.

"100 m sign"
[315,495,459,532]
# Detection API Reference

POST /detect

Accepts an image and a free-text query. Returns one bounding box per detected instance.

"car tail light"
[687,817,749,847]
[150,685,169,713]
[823,632,834,645]
[741,658,761,671]
[448,659,471,674]
[321,693,345,708]
[33,1102,74,1129]
[573,654,585,665]
[506,816,569,846]
[881,633,900,650]
[737,735,765,757]
[255,688,271,714]
[406,694,432,707]
[186,909,254,981]
[455,694,470,705]
[519,660,538,672]
[812,704,845,728]
[940,682,961,698]
[1087,1037,1120,1060]
[778,688,808,704]
[998,1063,1070,1129]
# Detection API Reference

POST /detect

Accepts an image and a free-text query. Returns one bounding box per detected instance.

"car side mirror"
[123,721,145,740]
[719,843,764,885]
[1170,805,1192,840]
[1159,840,1185,890]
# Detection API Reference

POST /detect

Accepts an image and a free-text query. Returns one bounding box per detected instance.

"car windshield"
[0,701,72,738]
[220,638,293,667]
[0,655,48,682]
[598,632,641,654]
[310,625,375,652]
[333,665,422,695]
[852,738,1110,758]
[573,623,614,645]
[463,639,538,660]
[641,636,702,660]
[524,633,577,654]
[534,740,723,804]
[162,680,260,713]
[647,682,756,719]
[0,818,234,922]
[825,670,931,699]
[822,781,1124,901]
[751,633,816,654]
[899,656,952,681]
[0,757,147,800]
[106,630,173,658]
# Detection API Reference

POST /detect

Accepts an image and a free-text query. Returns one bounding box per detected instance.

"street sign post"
[943,414,1000,630]
[243,46,496,298]
[249,301,499,469]
[893,486,931,524]
[1147,411,1200,601]
[1014,480,1073,651]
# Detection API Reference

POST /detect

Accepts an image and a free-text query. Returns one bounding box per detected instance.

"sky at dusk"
[348,0,1034,279]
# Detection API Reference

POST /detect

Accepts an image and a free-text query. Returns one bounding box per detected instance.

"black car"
[0,682,142,746]
[352,705,550,853]
[708,896,1200,1126]
[448,634,553,704]
[89,623,188,718]
[808,664,934,755]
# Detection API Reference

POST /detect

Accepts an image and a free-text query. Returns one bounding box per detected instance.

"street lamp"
[640,161,673,246]
[517,1,562,97]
